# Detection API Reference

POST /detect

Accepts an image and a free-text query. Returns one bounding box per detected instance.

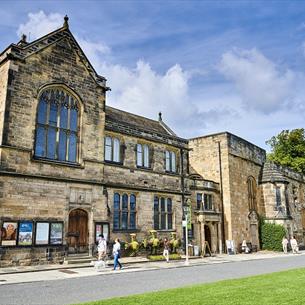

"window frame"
[104,136,121,164]
[136,143,150,168]
[165,150,177,173]
[153,196,173,230]
[34,87,80,164]
[113,193,137,231]
[196,193,213,211]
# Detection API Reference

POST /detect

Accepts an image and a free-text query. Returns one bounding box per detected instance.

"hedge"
[260,221,286,251]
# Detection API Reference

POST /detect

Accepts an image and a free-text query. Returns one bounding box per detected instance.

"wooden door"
[68,209,88,250]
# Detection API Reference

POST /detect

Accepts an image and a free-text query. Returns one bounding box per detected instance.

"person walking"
[163,237,170,263]
[282,237,288,254]
[97,234,107,265]
[290,236,298,254]
[113,238,122,270]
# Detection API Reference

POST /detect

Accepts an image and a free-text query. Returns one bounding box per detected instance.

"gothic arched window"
[34,87,79,163]
[247,177,257,211]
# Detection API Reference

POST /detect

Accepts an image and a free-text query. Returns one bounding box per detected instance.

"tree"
[266,128,305,174]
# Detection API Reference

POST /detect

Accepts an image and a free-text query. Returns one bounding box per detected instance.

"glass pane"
[114,211,120,230]
[113,138,120,162]
[167,198,172,212]
[144,145,149,167]
[70,108,78,131]
[37,100,47,124]
[130,212,136,229]
[114,193,120,210]
[137,144,142,166]
[105,137,112,161]
[276,188,281,207]
[171,152,176,172]
[35,126,46,157]
[102,224,109,241]
[197,193,202,210]
[47,127,56,159]
[167,213,173,230]
[68,133,77,162]
[161,198,165,212]
[58,130,67,161]
[130,194,136,210]
[165,151,170,171]
[208,195,213,210]
[122,212,128,230]
[122,194,128,209]
[49,102,58,126]
[161,213,166,230]
[60,104,68,129]
[204,194,208,210]
[154,197,159,230]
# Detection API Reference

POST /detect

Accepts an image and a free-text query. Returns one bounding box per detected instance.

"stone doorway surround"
[68,208,89,253]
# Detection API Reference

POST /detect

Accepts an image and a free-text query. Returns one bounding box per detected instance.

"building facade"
[0,18,304,266]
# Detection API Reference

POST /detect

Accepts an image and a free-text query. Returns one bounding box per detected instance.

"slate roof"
[105,106,188,144]
[261,162,305,183]
[261,162,288,183]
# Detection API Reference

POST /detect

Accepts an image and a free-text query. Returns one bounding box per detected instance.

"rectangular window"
[165,150,177,173]
[105,137,112,161]
[154,196,173,230]
[104,136,121,163]
[137,144,143,167]
[276,187,281,207]
[113,193,136,230]
[165,151,170,171]
[113,138,120,162]
[196,193,202,210]
[171,152,176,172]
[204,194,213,210]
[143,145,149,167]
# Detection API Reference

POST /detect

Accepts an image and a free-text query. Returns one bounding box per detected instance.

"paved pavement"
[0,251,305,305]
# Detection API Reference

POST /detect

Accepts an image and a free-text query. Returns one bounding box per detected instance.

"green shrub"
[260,221,286,251]
[148,254,181,261]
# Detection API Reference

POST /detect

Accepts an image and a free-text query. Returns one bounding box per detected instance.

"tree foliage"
[266,128,305,174]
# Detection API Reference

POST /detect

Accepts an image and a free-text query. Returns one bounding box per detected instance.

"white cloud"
[16,11,218,137]
[17,10,304,147]
[219,48,295,114]
[17,11,63,40]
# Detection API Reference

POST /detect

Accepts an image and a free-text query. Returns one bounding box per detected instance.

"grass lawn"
[76,268,305,305]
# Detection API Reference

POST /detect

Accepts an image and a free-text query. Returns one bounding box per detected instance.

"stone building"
[0,17,304,266]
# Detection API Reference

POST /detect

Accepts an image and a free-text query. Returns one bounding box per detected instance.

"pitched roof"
[0,17,109,91]
[105,106,187,144]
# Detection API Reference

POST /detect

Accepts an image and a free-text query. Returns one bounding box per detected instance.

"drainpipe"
[180,148,185,207]
[218,141,226,253]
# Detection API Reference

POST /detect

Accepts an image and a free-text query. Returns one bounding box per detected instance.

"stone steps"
[64,254,96,265]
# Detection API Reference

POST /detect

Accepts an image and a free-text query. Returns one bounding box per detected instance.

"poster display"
[50,222,63,245]
[95,224,102,242]
[35,222,49,245]
[18,221,33,246]
[95,223,109,242]
[1,222,18,246]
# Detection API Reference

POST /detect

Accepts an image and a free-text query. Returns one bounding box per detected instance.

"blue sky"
[1,1,305,150]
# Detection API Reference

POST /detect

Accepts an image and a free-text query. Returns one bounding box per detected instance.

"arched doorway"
[68,209,88,253]
[204,225,212,251]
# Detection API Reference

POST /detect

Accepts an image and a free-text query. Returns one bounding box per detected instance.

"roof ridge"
[106,105,161,125]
